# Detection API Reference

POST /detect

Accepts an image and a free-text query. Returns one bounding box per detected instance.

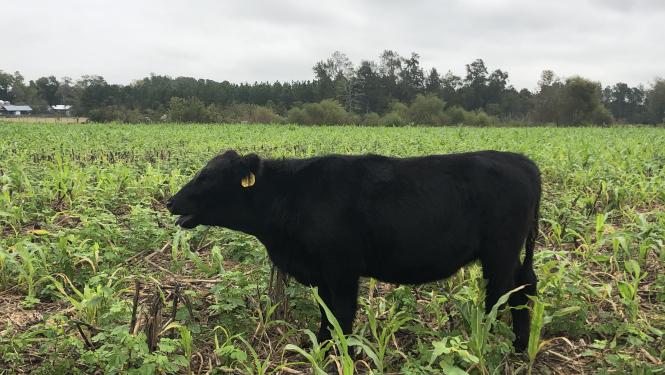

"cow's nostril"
[166,199,173,209]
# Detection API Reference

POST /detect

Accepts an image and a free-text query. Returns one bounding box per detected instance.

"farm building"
[50,104,73,116]
[0,104,33,116]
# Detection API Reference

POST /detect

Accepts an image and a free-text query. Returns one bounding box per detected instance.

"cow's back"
[265,151,540,285]
[348,151,540,283]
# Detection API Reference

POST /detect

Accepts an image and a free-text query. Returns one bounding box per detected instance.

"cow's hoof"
[513,338,528,352]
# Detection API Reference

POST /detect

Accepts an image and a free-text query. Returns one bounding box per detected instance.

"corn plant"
[159,323,194,375]
[457,284,523,374]
[48,273,119,325]
[428,335,479,374]
[13,242,40,305]
[525,298,581,374]
[617,260,645,322]
[355,294,411,372]
[312,288,356,374]
[237,336,273,375]
[284,330,333,375]
[212,325,248,367]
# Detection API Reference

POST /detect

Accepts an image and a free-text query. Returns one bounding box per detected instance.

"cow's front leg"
[322,277,359,339]
[316,284,333,343]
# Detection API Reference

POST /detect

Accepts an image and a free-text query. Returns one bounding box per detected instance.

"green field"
[0,123,663,374]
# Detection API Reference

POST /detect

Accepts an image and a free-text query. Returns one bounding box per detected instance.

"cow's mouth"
[175,214,200,229]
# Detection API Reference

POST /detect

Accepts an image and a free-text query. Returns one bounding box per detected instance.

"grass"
[0,122,664,374]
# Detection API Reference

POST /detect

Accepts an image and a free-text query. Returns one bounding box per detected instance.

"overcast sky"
[2,0,663,90]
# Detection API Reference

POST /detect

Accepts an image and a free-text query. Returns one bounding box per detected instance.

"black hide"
[167,149,541,350]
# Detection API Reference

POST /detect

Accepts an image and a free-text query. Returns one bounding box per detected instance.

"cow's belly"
[361,213,481,285]
[266,249,321,286]
[363,243,478,284]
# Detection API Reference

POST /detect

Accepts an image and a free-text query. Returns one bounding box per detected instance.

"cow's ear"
[241,153,261,173]
[239,153,261,188]
[221,149,240,159]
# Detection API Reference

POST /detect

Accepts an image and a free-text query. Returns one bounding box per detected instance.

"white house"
[50,104,73,116]
[0,104,33,116]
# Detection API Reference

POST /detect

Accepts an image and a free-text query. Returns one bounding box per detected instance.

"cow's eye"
[197,174,208,183]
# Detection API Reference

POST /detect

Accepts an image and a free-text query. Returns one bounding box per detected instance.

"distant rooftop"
[51,105,72,110]
[2,105,32,111]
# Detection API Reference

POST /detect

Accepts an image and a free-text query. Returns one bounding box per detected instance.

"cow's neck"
[242,158,302,243]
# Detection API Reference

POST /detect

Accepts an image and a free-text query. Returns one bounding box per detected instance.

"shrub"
[388,101,408,119]
[220,103,282,124]
[168,97,214,123]
[485,103,502,117]
[287,107,307,124]
[474,111,500,126]
[88,107,117,123]
[362,112,381,126]
[250,106,283,124]
[406,94,445,125]
[444,106,467,125]
[287,100,351,125]
[88,106,149,123]
[589,106,615,126]
[465,111,494,127]
[315,99,352,124]
[381,111,406,127]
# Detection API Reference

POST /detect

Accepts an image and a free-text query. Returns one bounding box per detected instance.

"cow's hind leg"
[482,254,518,315]
[509,261,537,351]
[481,240,531,351]
[511,223,539,351]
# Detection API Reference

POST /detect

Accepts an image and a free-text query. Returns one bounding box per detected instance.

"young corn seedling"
[526,298,581,374]
[355,294,411,373]
[212,325,248,367]
[237,336,273,375]
[0,175,26,234]
[210,245,226,275]
[428,335,479,374]
[285,329,333,375]
[159,322,195,375]
[14,242,40,306]
[284,288,365,373]
[459,284,524,375]
[617,260,645,322]
[253,295,288,340]
[311,288,356,374]
[48,272,119,325]
[49,148,76,206]
[527,299,546,375]
[179,325,193,375]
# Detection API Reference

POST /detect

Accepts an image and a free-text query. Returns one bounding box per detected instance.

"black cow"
[167,150,540,350]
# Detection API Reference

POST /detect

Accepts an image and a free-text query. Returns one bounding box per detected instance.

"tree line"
[1,51,664,125]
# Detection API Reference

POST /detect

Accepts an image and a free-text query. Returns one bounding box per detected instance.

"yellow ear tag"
[241,172,256,188]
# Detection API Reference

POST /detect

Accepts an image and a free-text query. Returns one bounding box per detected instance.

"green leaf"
[430,340,452,364]
[442,363,470,375]
[551,305,581,318]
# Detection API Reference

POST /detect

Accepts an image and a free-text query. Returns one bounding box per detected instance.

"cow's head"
[167,150,261,229]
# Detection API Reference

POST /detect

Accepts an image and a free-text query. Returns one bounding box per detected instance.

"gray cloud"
[1,0,662,89]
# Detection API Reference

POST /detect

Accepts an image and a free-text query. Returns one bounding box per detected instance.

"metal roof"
[2,105,32,111]
[51,105,72,110]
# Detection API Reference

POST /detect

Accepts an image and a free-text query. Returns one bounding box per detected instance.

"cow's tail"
[522,202,538,275]
[516,196,539,296]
